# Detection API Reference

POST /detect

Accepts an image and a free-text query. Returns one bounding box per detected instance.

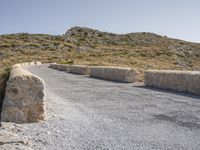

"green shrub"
[60,59,74,64]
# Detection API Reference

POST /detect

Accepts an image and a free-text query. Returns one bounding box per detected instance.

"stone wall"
[90,66,140,83]
[1,62,47,123]
[144,70,200,95]
[50,64,200,95]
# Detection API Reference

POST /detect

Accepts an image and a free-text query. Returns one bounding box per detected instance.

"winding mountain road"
[1,64,200,150]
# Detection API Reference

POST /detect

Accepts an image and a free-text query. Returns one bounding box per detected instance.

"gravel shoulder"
[1,64,200,150]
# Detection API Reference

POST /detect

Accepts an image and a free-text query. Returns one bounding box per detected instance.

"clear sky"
[0,0,200,42]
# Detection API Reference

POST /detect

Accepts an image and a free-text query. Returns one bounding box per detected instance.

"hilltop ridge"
[65,26,170,46]
[65,26,199,45]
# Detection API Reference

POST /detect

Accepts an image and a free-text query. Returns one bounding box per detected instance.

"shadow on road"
[85,76,135,84]
[134,85,200,100]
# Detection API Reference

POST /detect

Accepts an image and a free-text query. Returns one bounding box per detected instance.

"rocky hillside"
[0,26,200,102]
[66,27,169,46]
[65,27,200,70]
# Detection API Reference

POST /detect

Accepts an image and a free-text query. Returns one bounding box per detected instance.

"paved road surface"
[1,64,200,150]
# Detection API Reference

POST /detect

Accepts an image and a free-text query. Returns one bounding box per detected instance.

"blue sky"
[0,0,200,42]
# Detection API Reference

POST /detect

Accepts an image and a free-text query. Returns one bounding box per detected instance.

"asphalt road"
[3,64,200,150]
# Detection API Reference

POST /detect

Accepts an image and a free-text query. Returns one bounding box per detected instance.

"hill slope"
[0,26,200,102]
[65,26,200,70]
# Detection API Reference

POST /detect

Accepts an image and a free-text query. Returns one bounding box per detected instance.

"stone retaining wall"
[1,62,47,123]
[49,64,139,82]
[49,63,59,70]
[144,70,200,95]
[90,66,140,83]
[29,62,35,66]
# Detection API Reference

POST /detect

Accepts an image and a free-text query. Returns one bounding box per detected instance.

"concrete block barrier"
[35,61,42,65]
[1,63,47,123]
[58,64,70,72]
[20,63,25,67]
[49,64,71,72]
[49,63,59,70]
[21,62,29,67]
[12,64,22,69]
[90,66,140,83]
[144,70,200,95]
[29,62,35,66]
[70,65,90,75]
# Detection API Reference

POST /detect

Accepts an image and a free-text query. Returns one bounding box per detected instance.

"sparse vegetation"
[60,59,74,64]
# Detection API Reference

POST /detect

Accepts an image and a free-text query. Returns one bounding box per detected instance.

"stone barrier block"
[90,66,139,83]
[12,64,21,69]
[29,62,35,66]
[21,62,29,67]
[1,65,47,123]
[58,64,70,72]
[35,61,42,65]
[144,70,200,95]
[49,63,59,69]
[70,65,90,75]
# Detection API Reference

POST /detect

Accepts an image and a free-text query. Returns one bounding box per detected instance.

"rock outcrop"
[90,66,140,83]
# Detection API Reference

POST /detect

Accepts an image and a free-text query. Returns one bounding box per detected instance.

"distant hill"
[65,26,168,46]
[0,26,200,100]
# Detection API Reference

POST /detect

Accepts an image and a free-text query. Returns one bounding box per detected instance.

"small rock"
[46,131,50,135]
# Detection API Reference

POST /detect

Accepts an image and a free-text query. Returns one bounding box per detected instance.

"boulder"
[1,65,46,123]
